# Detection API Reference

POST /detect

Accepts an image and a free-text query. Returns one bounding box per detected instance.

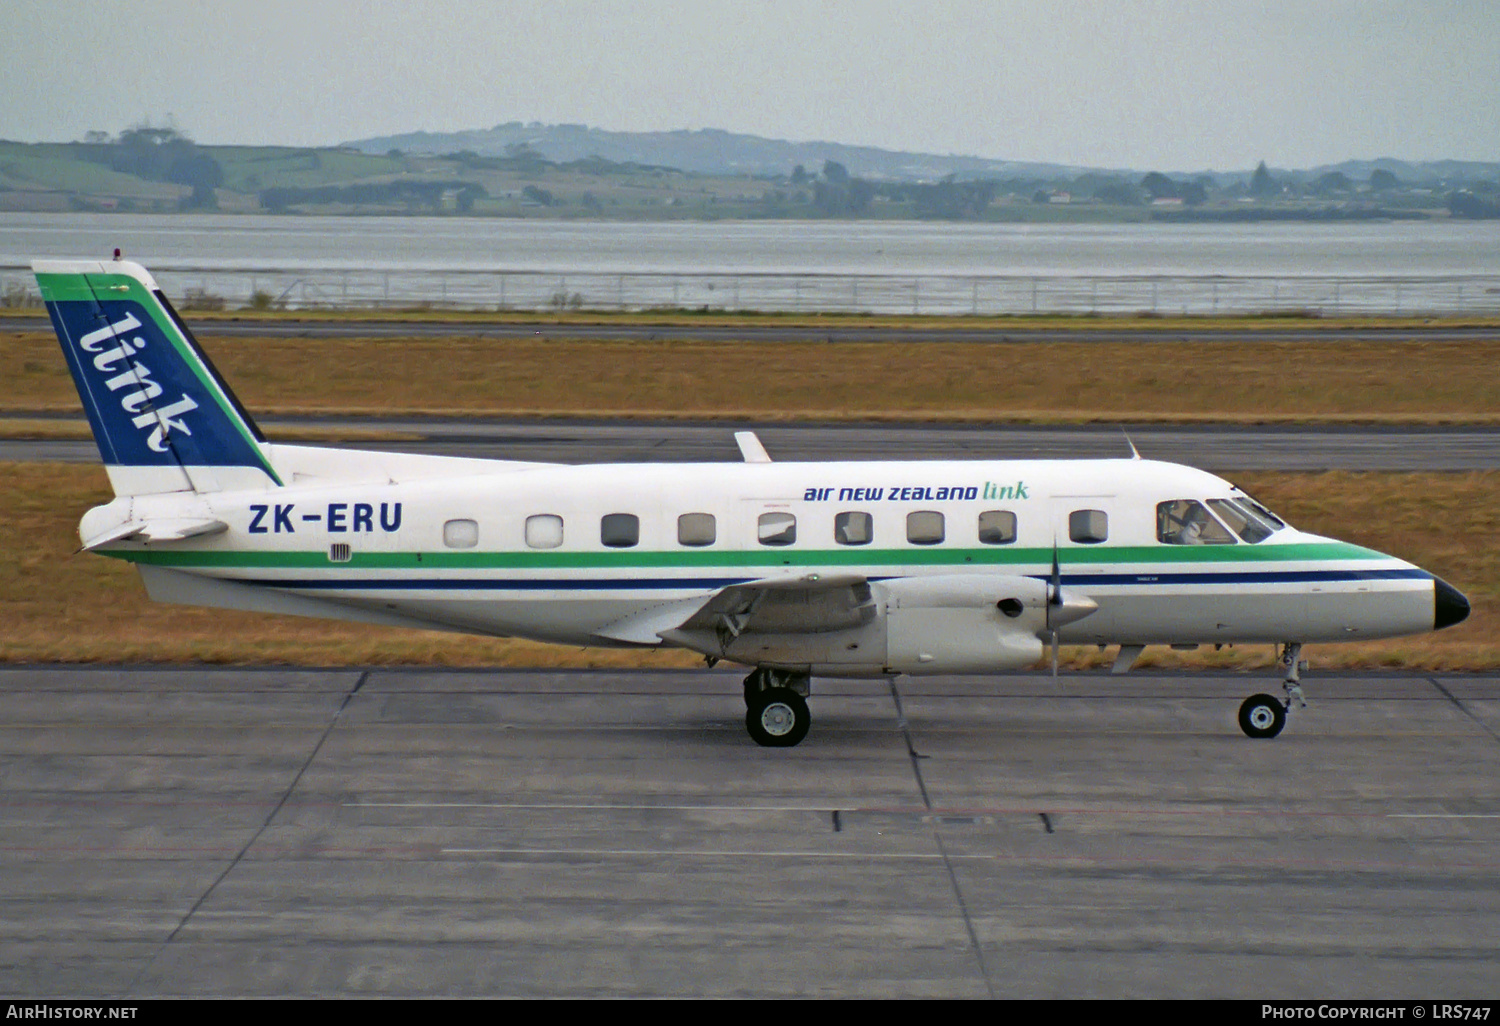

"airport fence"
[4,266,1499,317]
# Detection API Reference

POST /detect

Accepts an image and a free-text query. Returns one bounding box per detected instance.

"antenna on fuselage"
[1120,427,1141,460]
[735,431,772,463]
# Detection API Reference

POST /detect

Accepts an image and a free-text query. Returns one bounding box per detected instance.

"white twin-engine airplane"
[37,258,1470,747]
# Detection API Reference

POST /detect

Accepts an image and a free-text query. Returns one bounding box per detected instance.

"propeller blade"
[1047,536,1061,676]
[1046,538,1062,627]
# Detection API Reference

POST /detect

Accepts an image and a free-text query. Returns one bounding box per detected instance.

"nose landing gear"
[1238,693,1287,738]
[1238,642,1307,739]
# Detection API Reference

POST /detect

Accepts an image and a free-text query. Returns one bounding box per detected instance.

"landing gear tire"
[746,687,811,748]
[1238,693,1287,739]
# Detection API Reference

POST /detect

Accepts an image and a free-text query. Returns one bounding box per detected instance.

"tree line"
[77,126,223,208]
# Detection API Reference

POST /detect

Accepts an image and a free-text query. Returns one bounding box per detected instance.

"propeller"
[1047,538,1062,677]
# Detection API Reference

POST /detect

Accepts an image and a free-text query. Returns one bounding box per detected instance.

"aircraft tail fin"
[33,258,281,496]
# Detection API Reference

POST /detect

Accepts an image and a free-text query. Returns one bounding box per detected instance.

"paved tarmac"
[2,665,1496,998]
[7,315,1500,343]
[5,418,1499,470]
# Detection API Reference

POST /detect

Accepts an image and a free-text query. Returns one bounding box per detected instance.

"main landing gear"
[743,668,811,748]
[1237,642,1308,739]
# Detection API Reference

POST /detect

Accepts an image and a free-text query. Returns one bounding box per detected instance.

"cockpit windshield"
[1238,494,1286,530]
[1207,497,1285,544]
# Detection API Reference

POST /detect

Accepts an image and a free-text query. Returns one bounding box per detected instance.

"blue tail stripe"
[47,299,123,466]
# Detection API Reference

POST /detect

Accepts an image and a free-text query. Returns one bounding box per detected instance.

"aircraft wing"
[593,574,874,647]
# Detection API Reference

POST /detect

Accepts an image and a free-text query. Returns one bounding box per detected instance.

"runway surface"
[2,665,1497,998]
[7,315,1500,343]
[5,418,1499,470]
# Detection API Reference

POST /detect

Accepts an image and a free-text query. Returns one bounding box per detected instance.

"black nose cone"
[1434,577,1471,630]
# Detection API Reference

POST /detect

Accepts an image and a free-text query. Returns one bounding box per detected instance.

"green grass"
[208,145,410,192]
[0,143,181,199]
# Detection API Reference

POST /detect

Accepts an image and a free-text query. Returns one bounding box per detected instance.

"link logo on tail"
[35,258,280,494]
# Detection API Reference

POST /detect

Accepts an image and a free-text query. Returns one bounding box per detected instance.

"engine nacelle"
[877,574,1051,674]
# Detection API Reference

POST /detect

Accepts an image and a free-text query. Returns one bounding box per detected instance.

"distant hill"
[1299,157,1500,186]
[3,124,1494,220]
[346,122,1500,187]
[343,122,1089,181]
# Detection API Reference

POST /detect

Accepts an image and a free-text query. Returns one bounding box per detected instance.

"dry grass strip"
[5,331,1500,424]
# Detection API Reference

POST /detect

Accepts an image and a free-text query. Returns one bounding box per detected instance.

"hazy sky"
[5,0,1497,170]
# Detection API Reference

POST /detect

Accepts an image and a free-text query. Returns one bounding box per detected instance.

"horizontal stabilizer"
[81,517,227,550]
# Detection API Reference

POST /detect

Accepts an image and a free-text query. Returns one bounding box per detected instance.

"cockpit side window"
[1157,500,1235,545]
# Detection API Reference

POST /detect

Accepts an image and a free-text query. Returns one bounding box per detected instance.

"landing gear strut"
[1237,642,1307,739]
[1279,642,1308,711]
[743,668,812,748]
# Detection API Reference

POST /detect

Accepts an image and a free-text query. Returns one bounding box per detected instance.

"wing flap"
[679,574,875,639]
[592,575,874,650]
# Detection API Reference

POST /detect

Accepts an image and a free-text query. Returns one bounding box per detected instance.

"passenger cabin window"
[1157,500,1235,545]
[906,510,945,545]
[835,511,872,546]
[443,519,479,549]
[758,512,796,546]
[678,513,716,547]
[1069,509,1108,544]
[977,510,1017,545]
[1207,499,1276,544]
[525,514,564,549]
[600,513,639,548]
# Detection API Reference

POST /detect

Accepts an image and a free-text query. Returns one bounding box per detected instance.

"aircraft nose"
[1434,577,1471,631]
